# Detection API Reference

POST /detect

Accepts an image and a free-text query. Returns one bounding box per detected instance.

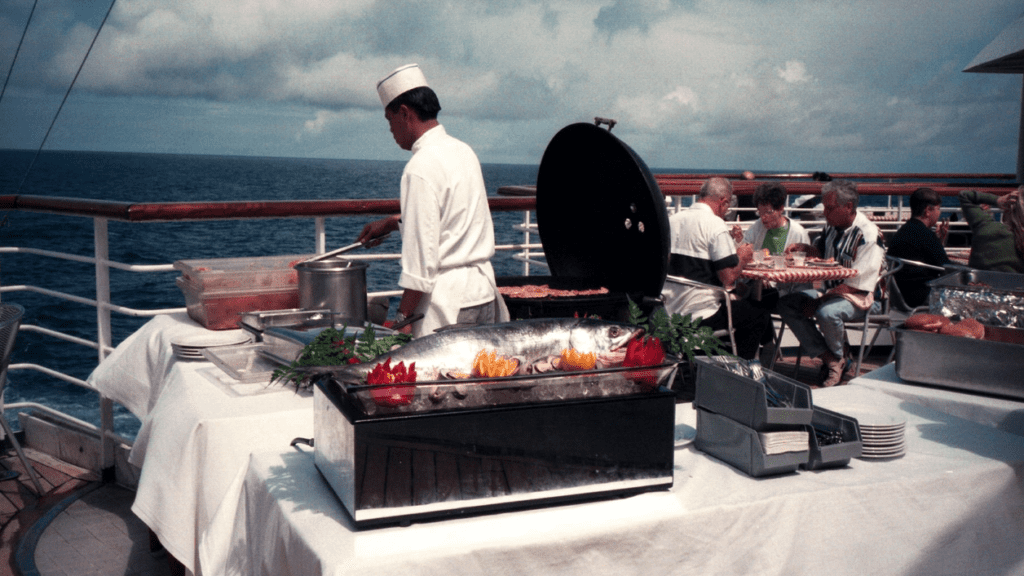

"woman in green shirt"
[739,182,811,254]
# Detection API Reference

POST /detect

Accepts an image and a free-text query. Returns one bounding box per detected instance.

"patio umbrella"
[964,14,1024,181]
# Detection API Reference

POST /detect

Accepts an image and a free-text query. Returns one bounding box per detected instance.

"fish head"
[568,319,644,353]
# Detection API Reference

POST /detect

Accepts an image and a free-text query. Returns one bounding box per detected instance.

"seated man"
[661,177,772,361]
[777,179,885,387]
[887,187,950,307]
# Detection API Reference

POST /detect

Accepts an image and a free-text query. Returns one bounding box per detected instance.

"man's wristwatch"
[394,311,408,324]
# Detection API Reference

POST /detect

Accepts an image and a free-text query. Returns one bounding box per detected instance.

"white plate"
[171,332,251,350]
[860,428,909,440]
[830,405,907,430]
[862,437,906,449]
[860,424,909,432]
[806,260,840,267]
[859,446,906,458]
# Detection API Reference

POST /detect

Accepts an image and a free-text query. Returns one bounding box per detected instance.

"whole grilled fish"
[324,317,644,382]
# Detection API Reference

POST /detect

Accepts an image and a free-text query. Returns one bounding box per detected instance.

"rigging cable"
[14,0,119,194]
[0,0,39,227]
[0,0,39,105]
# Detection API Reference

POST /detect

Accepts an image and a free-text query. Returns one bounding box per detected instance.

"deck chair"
[844,257,904,377]
[664,274,738,356]
[0,303,45,494]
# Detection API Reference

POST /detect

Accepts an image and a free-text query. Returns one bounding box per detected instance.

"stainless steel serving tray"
[239,308,335,339]
[892,323,1024,400]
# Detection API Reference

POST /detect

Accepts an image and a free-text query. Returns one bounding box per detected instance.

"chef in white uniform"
[357,64,509,337]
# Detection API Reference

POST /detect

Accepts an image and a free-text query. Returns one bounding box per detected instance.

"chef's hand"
[358,215,400,247]
[730,225,744,243]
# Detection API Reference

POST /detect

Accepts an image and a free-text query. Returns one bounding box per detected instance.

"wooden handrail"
[0,195,537,222]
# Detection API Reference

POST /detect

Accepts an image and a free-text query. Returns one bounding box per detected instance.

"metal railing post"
[521,210,532,276]
[315,217,326,253]
[94,217,116,479]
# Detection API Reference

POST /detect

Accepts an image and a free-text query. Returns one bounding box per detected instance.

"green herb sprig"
[271,325,412,390]
[627,298,732,363]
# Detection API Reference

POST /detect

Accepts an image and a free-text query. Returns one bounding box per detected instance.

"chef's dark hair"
[387,86,441,121]
[909,187,941,217]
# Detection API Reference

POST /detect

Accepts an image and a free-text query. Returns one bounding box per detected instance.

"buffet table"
[89,313,314,575]
[850,363,1024,438]
[92,315,1024,575]
[199,385,1024,576]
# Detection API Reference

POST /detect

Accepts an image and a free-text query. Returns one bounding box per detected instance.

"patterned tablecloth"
[741,264,858,284]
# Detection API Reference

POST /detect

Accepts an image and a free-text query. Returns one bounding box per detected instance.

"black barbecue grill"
[497,121,670,320]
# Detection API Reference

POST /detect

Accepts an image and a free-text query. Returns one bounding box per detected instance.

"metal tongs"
[299,232,391,264]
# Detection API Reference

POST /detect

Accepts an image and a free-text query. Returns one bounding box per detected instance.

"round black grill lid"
[535,122,669,298]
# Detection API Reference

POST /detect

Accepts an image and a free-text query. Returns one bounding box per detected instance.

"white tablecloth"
[851,363,1024,437]
[87,312,251,418]
[89,314,314,575]
[199,385,1024,576]
[93,316,1024,576]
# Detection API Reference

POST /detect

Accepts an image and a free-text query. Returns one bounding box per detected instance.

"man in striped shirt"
[776,180,885,387]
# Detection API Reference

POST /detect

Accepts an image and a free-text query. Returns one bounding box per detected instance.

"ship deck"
[0,342,893,576]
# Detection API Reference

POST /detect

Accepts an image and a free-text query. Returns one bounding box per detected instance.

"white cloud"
[1,0,1021,171]
[777,61,810,84]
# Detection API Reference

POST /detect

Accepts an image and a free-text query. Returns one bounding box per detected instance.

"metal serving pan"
[239,308,334,339]
[892,322,1024,400]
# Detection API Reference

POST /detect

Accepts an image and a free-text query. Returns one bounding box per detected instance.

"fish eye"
[608,326,623,337]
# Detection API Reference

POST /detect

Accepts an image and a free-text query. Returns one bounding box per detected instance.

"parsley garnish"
[627,298,732,363]
[271,325,412,390]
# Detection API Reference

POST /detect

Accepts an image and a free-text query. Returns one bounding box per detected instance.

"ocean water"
[0,149,545,440]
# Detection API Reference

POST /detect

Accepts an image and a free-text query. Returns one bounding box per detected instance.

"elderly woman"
[734,182,811,253]
[958,186,1024,273]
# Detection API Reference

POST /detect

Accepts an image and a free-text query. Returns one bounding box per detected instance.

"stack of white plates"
[838,405,907,459]
[171,332,252,361]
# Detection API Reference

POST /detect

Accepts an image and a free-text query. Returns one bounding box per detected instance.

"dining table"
[740,261,859,286]
[740,261,858,301]
[88,312,1024,576]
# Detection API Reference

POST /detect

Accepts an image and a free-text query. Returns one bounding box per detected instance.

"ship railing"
[0,173,1016,477]
[0,194,540,478]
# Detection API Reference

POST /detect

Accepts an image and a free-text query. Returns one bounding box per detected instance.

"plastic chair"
[664,274,739,356]
[0,303,45,494]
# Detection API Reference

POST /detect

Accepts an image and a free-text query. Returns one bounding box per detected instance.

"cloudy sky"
[1,0,1022,172]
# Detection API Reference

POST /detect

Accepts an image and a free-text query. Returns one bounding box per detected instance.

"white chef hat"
[376,64,429,107]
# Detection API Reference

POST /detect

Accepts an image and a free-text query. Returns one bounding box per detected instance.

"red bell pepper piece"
[622,336,666,389]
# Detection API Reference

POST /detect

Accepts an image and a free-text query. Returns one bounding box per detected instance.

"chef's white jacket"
[398,125,508,336]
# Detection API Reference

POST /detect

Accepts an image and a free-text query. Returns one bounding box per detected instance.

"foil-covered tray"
[928,270,1024,328]
[893,323,1024,400]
